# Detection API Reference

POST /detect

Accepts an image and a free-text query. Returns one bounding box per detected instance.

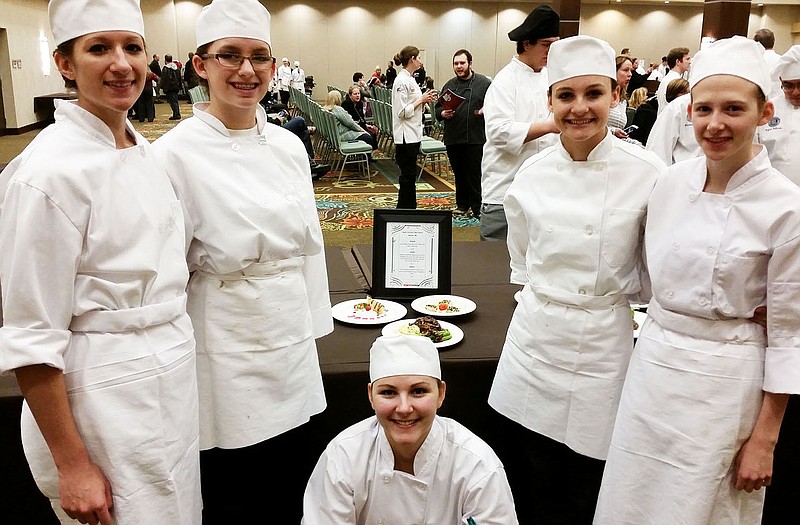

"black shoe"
[169,116,181,120]
[310,162,331,177]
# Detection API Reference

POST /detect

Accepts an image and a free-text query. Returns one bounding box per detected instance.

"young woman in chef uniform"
[151,0,332,522]
[0,1,200,524]
[486,36,665,523]
[302,335,518,525]
[595,36,800,524]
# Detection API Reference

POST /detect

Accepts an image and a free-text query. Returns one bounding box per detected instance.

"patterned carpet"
[136,102,479,233]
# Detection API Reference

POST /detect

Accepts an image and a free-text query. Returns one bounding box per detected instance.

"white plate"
[633,311,648,339]
[410,295,477,317]
[381,318,464,349]
[331,298,407,325]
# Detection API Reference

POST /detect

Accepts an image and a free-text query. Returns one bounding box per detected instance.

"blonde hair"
[628,87,648,109]
[323,90,342,111]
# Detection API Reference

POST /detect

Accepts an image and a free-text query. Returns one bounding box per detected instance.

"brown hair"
[394,46,419,67]
[55,37,78,89]
[665,78,689,103]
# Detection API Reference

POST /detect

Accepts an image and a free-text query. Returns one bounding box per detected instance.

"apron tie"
[70,294,187,333]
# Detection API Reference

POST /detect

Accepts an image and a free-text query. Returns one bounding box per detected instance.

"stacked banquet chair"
[417,101,448,180]
[368,99,395,159]
[308,99,372,182]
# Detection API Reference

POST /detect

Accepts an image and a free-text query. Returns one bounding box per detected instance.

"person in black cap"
[479,4,561,241]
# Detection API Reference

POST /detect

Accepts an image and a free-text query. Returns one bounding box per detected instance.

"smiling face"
[549,74,618,160]
[195,37,274,129]
[688,75,773,172]
[368,375,445,465]
[55,31,147,127]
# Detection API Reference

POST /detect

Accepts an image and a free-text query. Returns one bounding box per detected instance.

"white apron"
[489,134,664,459]
[152,104,332,450]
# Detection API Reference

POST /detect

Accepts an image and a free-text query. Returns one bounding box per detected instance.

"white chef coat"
[763,49,782,101]
[392,68,424,144]
[302,416,518,525]
[277,63,293,90]
[152,103,333,450]
[595,147,800,524]
[292,67,306,91]
[646,93,701,165]
[481,57,557,205]
[757,95,800,186]
[655,69,680,115]
[488,132,664,460]
[0,100,200,524]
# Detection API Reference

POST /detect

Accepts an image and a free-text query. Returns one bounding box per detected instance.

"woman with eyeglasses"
[392,45,437,208]
[0,1,200,523]
[151,0,332,522]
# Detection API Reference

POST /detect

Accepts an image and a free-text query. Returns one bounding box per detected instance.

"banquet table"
[1,241,796,523]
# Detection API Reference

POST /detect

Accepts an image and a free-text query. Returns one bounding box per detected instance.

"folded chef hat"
[196,0,271,48]
[690,36,771,97]
[49,0,144,47]
[508,4,560,43]
[771,45,800,82]
[294,60,300,67]
[547,35,616,87]
[369,335,441,382]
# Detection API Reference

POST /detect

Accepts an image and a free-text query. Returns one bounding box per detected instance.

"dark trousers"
[200,422,318,524]
[395,141,421,209]
[446,143,483,215]
[486,411,605,525]
[355,132,378,151]
[165,90,181,118]
[134,85,155,122]
[281,116,315,158]
[280,89,290,106]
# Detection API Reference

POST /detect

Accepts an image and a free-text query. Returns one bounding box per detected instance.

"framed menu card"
[371,209,452,300]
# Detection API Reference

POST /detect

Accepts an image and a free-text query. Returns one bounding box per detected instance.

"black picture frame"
[371,209,452,300]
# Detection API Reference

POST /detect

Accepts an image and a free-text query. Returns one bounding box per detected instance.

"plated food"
[410,295,477,317]
[331,296,407,325]
[382,317,464,349]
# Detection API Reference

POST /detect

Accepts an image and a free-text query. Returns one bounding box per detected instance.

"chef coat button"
[383,476,390,483]
[584,226,593,235]
[706,246,715,255]
[232,143,240,152]
[546,225,554,233]
[578,288,586,295]
[699,297,707,306]
[672,241,680,250]
[286,193,295,202]
[723,197,732,208]
[688,193,697,202]
[667,291,674,298]
[120,153,127,162]
[377,521,383,525]
[556,164,564,172]
[721,256,728,264]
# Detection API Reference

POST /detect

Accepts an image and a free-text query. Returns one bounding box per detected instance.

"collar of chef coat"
[377,415,445,481]
[555,128,614,162]
[511,56,548,81]
[688,144,772,198]
[54,99,144,149]
[191,101,268,136]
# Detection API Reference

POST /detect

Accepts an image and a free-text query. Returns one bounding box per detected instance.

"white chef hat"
[294,60,300,67]
[49,0,144,47]
[690,36,771,97]
[771,45,800,82]
[369,335,441,382]
[547,36,616,87]
[196,0,271,48]
[282,57,289,62]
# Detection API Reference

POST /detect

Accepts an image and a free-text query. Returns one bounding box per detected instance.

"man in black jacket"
[434,49,491,218]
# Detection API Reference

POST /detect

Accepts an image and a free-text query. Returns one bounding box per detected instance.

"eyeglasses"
[781,81,800,93]
[201,53,274,70]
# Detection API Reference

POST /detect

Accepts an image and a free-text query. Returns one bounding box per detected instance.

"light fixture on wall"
[39,34,51,76]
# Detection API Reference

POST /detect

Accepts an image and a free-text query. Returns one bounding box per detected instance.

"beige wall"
[2,0,800,130]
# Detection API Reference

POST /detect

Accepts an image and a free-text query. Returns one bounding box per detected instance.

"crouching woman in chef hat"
[151,0,332,523]
[487,35,664,523]
[595,36,800,524]
[0,0,200,524]
[302,335,518,525]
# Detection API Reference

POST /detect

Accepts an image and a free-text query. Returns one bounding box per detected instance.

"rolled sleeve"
[504,188,529,285]
[764,236,800,393]
[1,181,81,374]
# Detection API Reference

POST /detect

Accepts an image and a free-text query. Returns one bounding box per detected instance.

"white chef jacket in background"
[646,93,701,166]
[277,63,293,91]
[480,58,557,206]
[392,68,424,144]
[0,101,201,524]
[153,103,332,450]
[595,147,800,524]
[302,416,518,525]
[489,133,664,460]
[757,95,800,186]
[292,66,306,91]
